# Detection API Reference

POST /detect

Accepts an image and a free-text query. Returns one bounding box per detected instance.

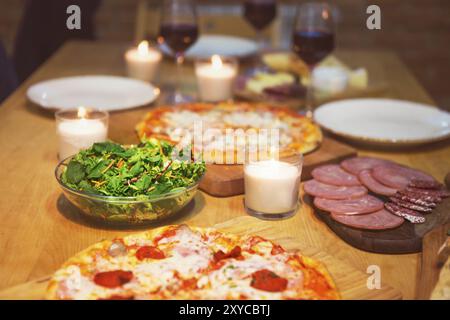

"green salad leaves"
[61,140,206,198]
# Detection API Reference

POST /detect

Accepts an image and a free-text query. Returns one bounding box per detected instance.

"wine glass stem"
[305,66,314,118]
[175,53,185,100]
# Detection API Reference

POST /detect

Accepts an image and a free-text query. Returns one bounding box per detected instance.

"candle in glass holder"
[244,154,302,219]
[56,107,108,160]
[195,55,238,102]
[125,40,162,82]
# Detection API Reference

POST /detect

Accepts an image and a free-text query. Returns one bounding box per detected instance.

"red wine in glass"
[159,23,199,54]
[244,0,277,31]
[292,30,335,66]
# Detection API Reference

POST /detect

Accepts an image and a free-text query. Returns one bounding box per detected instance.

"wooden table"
[0,41,449,299]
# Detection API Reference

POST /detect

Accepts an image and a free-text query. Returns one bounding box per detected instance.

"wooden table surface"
[0,41,449,299]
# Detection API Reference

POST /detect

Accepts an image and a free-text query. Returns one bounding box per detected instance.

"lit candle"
[56,107,108,160]
[244,156,302,219]
[195,55,238,102]
[125,40,162,82]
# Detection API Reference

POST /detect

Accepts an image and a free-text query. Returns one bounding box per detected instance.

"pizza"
[135,102,322,164]
[46,225,339,300]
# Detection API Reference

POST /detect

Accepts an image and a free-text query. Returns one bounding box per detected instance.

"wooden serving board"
[200,137,356,197]
[306,195,450,254]
[0,216,401,300]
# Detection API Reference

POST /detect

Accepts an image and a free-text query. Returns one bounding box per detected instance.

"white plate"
[314,98,450,146]
[160,34,258,59]
[27,75,159,111]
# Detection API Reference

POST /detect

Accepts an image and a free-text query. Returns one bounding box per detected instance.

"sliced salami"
[384,202,425,224]
[389,196,433,213]
[398,189,442,203]
[331,209,404,230]
[393,192,437,208]
[372,165,436,190]
[340,157,395,175]
[409,179,443,190]
[314,195,384,215]
[311,164,361,187]
[405,187,450,198]
[303,179,368,200]
[358,169,397,196]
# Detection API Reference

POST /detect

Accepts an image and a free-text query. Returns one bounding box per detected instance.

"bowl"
[55,156,201,225]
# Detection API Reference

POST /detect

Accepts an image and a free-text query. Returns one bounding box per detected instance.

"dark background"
[1,0,449,110]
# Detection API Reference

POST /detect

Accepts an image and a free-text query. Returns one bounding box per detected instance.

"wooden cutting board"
[306,195,450,254]
[0,216,401,300]
[200,137,356,197]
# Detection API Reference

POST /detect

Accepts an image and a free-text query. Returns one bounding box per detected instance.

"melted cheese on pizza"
[48,225,337,300]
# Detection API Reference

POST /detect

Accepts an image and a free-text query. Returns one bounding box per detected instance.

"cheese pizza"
[135,102,322,164]
[46,225,339,300]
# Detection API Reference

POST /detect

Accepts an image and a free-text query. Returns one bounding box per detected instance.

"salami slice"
[405,187,450,198]
[409,179,443,190]
[372,165,436,190]
[393,192,437,208]
[303,179,367,200]
[340,157,395,175]
[331,209,404,230]
[314,195,384,215]
[384,202,425,224]
[389,196,433,213]
[398,190,442,203]
[358,169,397,196]
[311,164,361,187]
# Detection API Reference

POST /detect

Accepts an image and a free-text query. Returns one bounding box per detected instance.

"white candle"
[244,159,302,215]
[195,55,238,102]
[56,107,108,160]
[125,40,162,82]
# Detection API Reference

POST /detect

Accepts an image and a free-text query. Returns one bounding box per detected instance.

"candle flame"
[211,55,223,69]
[77,106,88,119]
[137,40,149,56]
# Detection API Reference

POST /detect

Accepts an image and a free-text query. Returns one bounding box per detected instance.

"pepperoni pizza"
[46,225,339,300]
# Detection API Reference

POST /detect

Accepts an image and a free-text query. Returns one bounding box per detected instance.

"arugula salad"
[61,140,206,198]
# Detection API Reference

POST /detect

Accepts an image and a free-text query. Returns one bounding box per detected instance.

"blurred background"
[0,0,449,109]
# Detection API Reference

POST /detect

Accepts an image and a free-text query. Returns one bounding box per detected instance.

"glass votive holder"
[244,151,303,220]
[125,40,162,82]
[195,55,238,102]
[55,107,109,161]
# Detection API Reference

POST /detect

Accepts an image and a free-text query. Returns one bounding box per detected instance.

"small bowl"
[55,156,202,225]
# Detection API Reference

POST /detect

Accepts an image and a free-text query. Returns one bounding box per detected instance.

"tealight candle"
[244,154,303,219]
[56,107,108,160]
[125,40,162,82]
[195,55,238,102]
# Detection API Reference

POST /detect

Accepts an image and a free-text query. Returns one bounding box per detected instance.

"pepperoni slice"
[93,270,133,288]
[304,179,367,200]
[409,179,443,190]
[372,165,436,190]
[314,195,384,215]
[331,209,404,230]
[250,269,288,292]
[213,246,242,263]
[358,169,397,196]
[136,246,165,260]
[311,164,361,186]
[341,157,395,175]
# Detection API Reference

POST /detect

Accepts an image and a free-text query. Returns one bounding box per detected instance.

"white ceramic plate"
[27,75,159,111]
[314,98,450,146]
[160,34,258,59]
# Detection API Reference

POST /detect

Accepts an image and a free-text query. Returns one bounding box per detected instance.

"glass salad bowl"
[55,156,202,226]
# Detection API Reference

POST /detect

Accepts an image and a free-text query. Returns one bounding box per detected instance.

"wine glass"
[243,0,277,72]
[158,0,199,104]
[292,2,335,118]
